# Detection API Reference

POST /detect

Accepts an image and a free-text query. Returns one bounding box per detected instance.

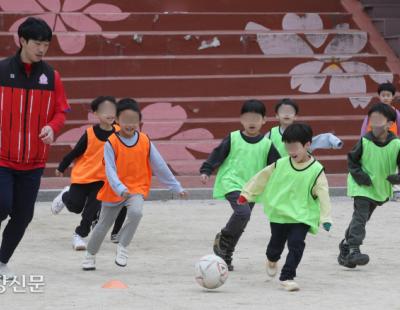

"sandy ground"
[1,197,400,310]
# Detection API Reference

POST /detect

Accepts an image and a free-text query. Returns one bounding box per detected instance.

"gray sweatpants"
[345,197,378,246]
[87,194,144,255]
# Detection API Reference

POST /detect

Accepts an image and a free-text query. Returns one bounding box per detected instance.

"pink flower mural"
[56,102,216,175]
[246,13,394,108]
[0,0,129,54]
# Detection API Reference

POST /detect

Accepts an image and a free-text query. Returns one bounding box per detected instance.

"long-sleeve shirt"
[241,156,332,224]
[57,124,115,173]
[348,131,400,185]
[103,132,183,206]
[199,132,281,176]
[266,129,343,152]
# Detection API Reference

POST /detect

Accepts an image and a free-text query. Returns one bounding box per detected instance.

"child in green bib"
[267,98,343,156]
[339,103,400,269]
[200,99,280,271]
[239,123,332,292]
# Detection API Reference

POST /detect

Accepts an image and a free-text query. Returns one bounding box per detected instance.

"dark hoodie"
[348,131,400,204]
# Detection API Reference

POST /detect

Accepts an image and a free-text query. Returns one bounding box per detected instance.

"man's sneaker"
[280,280,300,292]
[72,233,87,251]
[338,239,356,269]
[115,244,128,267]
[82,252,96,271]
[51,186,69,214]
[266,259,278,277]
[110,234,119,244]
[345,246,369,266]
[0,263,15,281]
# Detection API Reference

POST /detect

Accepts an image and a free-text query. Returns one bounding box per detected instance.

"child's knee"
[127,207,143,220]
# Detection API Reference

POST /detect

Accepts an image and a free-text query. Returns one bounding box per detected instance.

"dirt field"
[1,197,400,310]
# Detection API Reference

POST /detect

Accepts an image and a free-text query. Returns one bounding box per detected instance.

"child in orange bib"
[51,96,127,250]
[82,98,187,270]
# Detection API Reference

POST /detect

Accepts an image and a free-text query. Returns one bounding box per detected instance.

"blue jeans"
[0,167,43,263]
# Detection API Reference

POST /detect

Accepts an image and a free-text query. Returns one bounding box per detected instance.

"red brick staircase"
[0,0,399,195]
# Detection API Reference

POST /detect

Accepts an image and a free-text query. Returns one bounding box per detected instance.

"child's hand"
[236,195,248,205]
[322,222,332,232]
[121,191,131,199]
[55,169,63,177]
[179,190,188,199]
[387,174,400,185]
[200,174,209,184]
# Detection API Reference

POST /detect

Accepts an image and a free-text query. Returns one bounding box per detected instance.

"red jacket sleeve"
[47,70,70,135]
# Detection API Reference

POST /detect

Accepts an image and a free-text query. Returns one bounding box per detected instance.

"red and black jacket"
[0,52,67,167]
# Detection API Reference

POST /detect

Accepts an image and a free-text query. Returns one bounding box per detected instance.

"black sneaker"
[338,239,356,268]
[345,246,369,266]
[213,232,226,258]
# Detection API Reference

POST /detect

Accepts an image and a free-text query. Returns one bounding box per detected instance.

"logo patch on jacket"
[39,74,48,85]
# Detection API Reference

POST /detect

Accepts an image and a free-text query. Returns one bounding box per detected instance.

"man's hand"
[39,125,54,145]
[55,169,63,177]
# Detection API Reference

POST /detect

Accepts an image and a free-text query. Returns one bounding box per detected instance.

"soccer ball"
[195,254,229,289]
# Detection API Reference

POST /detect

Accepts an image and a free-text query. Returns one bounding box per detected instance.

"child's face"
[94,100,116,126]
[285,141,311,163]
[240,112,266,137]
[276,105,297,127]
[379,90,394,105]
[369,112,393,137]
[117,109,140,137]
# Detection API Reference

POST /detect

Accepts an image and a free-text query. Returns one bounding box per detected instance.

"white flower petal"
[290,61,324,74]
[245,21,270,32]
[291,75,326,93]
[369,73,394,84]
[256,33,314,55]
[282,13,323,30]
[324,32,368,54]
[330,76,366,94]
[305,33,328,48]
[341,61,376,74]
[349,97,372,109]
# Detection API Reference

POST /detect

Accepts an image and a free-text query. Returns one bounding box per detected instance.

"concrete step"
[385,35,400,57]
[361,0,400,4]
[364,5,400,19]
[0,12,356,31]
[45,54,389,77]
[59,72,396,99]
[70,0,346,13]
[0,30,372,57]
[57,116,366,140]
[39,173,348,191]
[65,95,385,121]
[372,18,400,36]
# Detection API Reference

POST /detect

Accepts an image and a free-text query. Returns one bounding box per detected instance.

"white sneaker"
[0,263,16,281]
[72,233,87,251]
[51,186,69,214]
[82,252,96,271]
[280,280,300,292]
[266,259,278,277]
[115,244,128,267]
